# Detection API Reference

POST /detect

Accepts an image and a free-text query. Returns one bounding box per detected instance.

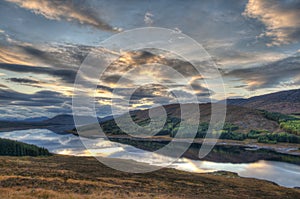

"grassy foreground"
[0,155,299,199]
[0,155,300,199]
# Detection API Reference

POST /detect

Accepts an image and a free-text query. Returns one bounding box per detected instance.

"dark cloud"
[8,77,40,84]
[0,87,109,118]
[101,74,133,84]
[0,89,28,102]
[233,85,247,89]
[130,84,174,101]
[0,88,70,107]
[225,52,300,90]
[189,76,214,97]
[18,44,91,68]
[169,90,194,99]
[96,85,113,93]
[0,63,77,84]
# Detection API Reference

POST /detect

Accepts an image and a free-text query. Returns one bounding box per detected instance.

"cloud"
[0,42,92,68]
[0,48,215,115]
[129,84,173,101]
[92,49,218,109]
[0,89,73,119]
[0,84,8,88]
[101,74,133,85]
[106,50,200,78]
[7,77,42,88]
[18,44,91,68]
[0,105,60,120]
[6,0,121,32]
[190,80,213,97]
[8,77,40,84]
[0,46,35,66]
[144,12,154,26]
[243,0,300,46]
[0,63,77,84]
[225,52,300,90]
[213,48,286,68]
[0,88,70,106]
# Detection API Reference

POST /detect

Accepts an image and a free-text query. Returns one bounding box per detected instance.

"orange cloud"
[6,0,121,32]
[243,0,300,46]
[0,47,34,66]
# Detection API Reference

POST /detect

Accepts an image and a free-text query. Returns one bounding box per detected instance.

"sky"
[0,0,300,119]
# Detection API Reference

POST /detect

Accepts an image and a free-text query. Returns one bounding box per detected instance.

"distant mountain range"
[0,114,114,133]
[0,116,49,122]
[23,116,49,122]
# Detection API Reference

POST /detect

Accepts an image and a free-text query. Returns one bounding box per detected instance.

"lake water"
[0,129,299,188]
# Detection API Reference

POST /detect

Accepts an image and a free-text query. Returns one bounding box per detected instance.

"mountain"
[0,114,76,133]
[23,116,49,122]
[227,89,300,114]
[42,114,77,125]
[0,114,115,133]
[42,114,114,125]
[0,116,49,122]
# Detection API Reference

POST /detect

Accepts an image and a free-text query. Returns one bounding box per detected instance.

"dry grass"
[0,155,299,199]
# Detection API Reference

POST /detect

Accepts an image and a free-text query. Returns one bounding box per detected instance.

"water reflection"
[239,160,300,187]
[171,159,300,187]
[0,129,299,188]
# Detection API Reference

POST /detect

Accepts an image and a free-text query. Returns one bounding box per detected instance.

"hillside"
[0,138,51,156]
[96,103,299,138]
[228,89,300,114]
[0,155,299,199]
[132,103,281,133]
[70,103,300,149]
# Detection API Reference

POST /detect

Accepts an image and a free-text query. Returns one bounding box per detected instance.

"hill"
[72,103,300,147]
[131,103,281,133]
[97,103,299,137]
[0,138,51,156]
[228,88,300,114]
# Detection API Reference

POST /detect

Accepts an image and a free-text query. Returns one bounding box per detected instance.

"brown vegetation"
[0,155,299,198]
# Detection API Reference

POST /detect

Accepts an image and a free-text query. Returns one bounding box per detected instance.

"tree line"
[0,138,51,156]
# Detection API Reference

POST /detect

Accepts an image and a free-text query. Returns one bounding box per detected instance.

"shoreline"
[86,134,300,156]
